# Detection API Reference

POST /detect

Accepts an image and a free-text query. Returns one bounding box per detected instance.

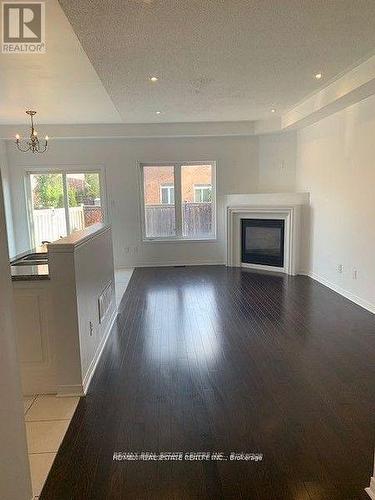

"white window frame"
[193,184,212,203]
[160,184,175,205]
[25,166,108,248]
[139,161,217,242]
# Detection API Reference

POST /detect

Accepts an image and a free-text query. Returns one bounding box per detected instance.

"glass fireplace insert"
[241,218,285,267]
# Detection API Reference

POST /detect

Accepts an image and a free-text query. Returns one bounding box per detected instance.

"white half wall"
[296,94,375,313]
[6,133,297,268]
[49,224,116,396]
[74,226,116,391]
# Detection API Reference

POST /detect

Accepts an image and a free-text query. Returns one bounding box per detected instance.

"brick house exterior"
[143,165,212,204]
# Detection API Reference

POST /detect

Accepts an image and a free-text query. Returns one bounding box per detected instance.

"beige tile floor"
[23,271,129,497]
[24,394,80,499]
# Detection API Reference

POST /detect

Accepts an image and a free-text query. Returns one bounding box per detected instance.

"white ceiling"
[57,0,375,124]
[0,0,121,124]
[2,0,375,126]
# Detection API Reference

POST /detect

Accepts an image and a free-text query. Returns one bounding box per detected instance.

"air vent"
[98,280,114,324]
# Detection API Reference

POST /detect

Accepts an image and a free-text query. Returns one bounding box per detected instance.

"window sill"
[142,237,217,243]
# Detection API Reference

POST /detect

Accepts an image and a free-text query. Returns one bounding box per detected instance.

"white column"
[0,140,16,256]
[0,170,32,499]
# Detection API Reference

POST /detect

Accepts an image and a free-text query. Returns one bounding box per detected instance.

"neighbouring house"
[143,164,212,205]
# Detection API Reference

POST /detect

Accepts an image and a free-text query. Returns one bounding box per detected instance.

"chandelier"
[15,110,49,153]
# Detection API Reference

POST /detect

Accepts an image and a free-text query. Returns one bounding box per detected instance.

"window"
[160,184,175,204]
[143,165,175,238]
[194,184,212,203]
[141,162,216,240]
[27,171,105,247]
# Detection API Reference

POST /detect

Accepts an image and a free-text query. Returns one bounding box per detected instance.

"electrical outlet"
[337,264,343,274]
[352,269,358,280]
[89,321,94,336]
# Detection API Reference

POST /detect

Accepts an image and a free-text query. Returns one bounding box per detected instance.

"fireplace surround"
[225,193,308,275]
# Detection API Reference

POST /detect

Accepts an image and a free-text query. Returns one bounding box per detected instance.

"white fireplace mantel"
[225,193,309,275]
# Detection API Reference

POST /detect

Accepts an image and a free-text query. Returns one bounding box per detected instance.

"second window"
[141,162,216,240]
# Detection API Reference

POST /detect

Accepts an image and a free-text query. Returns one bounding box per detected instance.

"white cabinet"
[13,281,56,395]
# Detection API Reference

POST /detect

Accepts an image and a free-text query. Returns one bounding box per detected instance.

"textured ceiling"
[58,0,375,123]
[0,0,121,124]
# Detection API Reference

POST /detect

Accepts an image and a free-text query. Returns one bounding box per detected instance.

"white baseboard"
[241,262,287,274]
[22,380,57,396]
[132,261,226,268]
[82,307,118,394]
[365,477,375,499]
[300,270,375,314]
[57,384,85,397]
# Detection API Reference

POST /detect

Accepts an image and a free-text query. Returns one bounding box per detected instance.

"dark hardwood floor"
[41,266,375,499]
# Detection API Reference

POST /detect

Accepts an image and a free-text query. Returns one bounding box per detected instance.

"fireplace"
[241,219,285,268]
[226,194,307,274]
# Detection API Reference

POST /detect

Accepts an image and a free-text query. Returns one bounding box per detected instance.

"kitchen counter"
[10,245,50,281]
[11,263,49,281]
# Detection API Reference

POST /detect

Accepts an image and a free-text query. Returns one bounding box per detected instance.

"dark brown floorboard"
[41,266,375,499]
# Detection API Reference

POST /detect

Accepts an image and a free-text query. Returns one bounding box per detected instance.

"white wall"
[0,170,32,500]
[0,140,16,257]
[6,134,296,267]
[296,94,375,312]
[258,131,297,193]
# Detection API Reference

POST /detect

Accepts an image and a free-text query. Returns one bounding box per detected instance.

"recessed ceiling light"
[315,73,322,80]
[156,111,161,115]
[271,108,276,113]
[150,76,158,82]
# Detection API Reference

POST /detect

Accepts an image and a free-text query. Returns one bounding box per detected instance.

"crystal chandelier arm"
[36,142,48,153]
[15,140,31,153]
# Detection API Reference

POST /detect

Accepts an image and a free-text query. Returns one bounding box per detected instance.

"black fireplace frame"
[241,218,285,268]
